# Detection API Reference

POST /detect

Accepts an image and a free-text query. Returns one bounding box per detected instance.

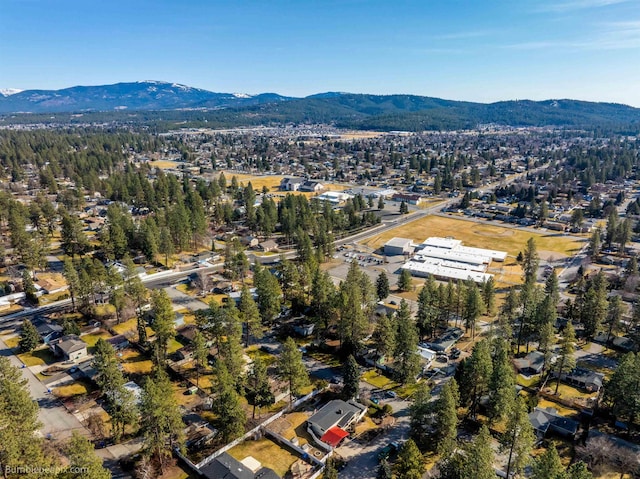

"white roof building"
[316,191,354,204]
[402,261,493,283]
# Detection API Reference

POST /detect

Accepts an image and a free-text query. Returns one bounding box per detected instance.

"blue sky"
[2,0,639,105]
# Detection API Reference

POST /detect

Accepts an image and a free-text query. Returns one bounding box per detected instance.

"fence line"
[195,388,322,470]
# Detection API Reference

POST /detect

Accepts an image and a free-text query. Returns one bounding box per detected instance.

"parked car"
[378,441,401,461]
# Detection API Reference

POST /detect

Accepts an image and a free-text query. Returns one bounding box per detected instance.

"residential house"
[76,360,99,382]
[279,177,304,192]
[200,452,280,479]
[307,399,367,447]
[552,367,604,392]
[34,321,63,344]
[106,335,130,351]
[299,181,324,193]
[34,274,69,295]
[241,235,259,248]
[513,351,546,375]
[258,240,278,252]
[49,335,88,362]
[529,407,579,439]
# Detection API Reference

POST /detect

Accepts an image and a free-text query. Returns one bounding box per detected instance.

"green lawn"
[362,370,396,389]
[53,379,96,398]
[516,374,541,388]
[18,347,56,366]
[112,318,137,335]
[544,381,598,400]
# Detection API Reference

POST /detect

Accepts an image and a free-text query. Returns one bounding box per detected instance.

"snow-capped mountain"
[0,88,23,97]
[0,81,290,113]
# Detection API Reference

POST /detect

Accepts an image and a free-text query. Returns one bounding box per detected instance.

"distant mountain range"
[1,80,639,131]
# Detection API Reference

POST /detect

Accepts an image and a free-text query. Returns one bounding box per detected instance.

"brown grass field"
[360,215,584,258]
[216,172,348,198]
[149,160,180,169]
[228,438,299,478]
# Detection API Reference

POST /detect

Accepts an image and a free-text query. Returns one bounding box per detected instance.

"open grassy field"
[228,438,300,478]
[149,160,180,169]
[360,215,584,258]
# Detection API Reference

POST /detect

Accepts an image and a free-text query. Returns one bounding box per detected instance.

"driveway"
[0,336,89,440]
[337,395,411,479]
[164,286,209,312]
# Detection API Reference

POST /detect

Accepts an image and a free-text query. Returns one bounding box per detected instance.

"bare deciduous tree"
[192,270,211,295]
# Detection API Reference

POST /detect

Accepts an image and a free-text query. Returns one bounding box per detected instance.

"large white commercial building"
[401,237,507,283]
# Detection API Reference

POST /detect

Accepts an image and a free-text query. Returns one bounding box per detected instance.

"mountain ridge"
[1,81,639,131]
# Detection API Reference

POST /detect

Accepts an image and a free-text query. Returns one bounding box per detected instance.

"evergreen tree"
[219,303,245,385]
[502,397,535,478]
[63,258,80,311]
[61,431,111,479]
[339,261,373,353]
[139,371,185,474]
[463,280,485,339]
[393,300,420,384]
[394,439,424,479]
[589,226,602,260]
[323,458,339,479]
[342,355,360,400]
[433,379,459,456]
[373,314,396,361]
[482,276,496,314]
[523,237,539,283]
[567,461,593,479]
[277,337,310,401]
[555,323,577,395]
[460,425,495,479]
[245,355,274,419]
[254,266,282,324]
[488,338,516,424]
[239,285,262,346]
[399,200,409,214]
[409,382,431,449]
[376,271,390,301]
[150,289,176,365]
[212,363,246,441]
[22,269,37,304]
[0,357,46,477]
[19,319,40,352]
[192,330,208,389]
[604,352,640,423]
[462,339,493,417]
[398,268,413,292]
[532,444,565,479]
